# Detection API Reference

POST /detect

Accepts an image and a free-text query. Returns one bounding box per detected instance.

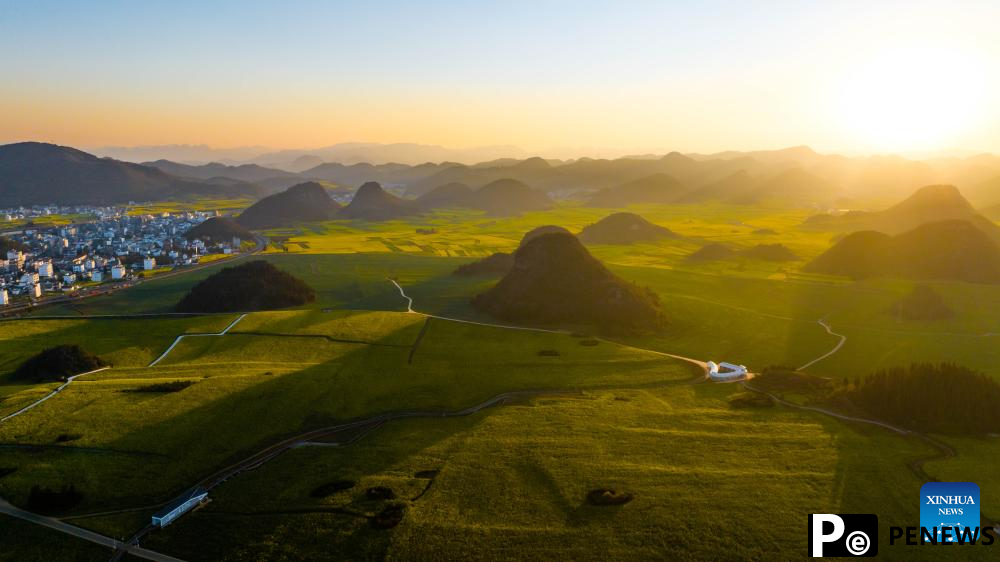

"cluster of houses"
[1,207,247,306]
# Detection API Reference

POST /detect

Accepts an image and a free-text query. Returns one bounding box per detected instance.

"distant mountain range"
[7,140,1000,211]
[0,142,266,206]
[414,179,552,216]
[92,142,528,167]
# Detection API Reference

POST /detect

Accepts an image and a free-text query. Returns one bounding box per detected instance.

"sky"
[1,0,998,157]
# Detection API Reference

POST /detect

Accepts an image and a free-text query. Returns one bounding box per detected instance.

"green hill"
[739,243,798,261]
[452,226,572,277]
[684,243,737,263]
[338,182,419,221]
[237,182,341,229]
[472,179,553,216]
[184,217,253,244]
[805,220,1000,283]
[473,232,662,331]
[175,260,315,312]
[803,185,1000,241]
[577,212,676,244]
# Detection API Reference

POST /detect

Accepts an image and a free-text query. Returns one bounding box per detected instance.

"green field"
[2,201,999,560]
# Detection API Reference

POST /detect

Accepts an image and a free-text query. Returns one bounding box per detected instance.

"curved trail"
[389,279,709,372]
[1,367,110,423]
[797,318,847,371]
[147,314,247,367]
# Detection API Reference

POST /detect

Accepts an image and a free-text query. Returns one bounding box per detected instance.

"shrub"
[12,345,106,383]
[310,480,356,498]
[586,488,633,506]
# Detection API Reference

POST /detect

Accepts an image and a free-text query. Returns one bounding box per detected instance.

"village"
[1,207,246,307]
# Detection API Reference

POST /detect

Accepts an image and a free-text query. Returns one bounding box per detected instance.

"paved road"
[147,313,247,366]
[0,498,183,562]
[1,367,111,423]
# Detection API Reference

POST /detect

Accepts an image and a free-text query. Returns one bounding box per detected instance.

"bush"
[127,380,194,393]
[11,345,106,383]
[586,488,633,506]
[310,480,356,498]
[371,504,405,529]
[26,485,83,514]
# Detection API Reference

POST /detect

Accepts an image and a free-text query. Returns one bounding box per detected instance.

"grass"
[0,311,696,534]
[140,383,983,561]
[3,200,999,558]
[0,514,113,561]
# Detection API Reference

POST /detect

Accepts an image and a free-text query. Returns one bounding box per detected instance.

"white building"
[38,261,54,277]
[63,273,77,285]
[91,270,103,282]
[152,490,208,527]
[0,289,8,306]
[30,283,41,298]
[143,257,156,271]
[707,361,748,382]
[111,264,125,280]
[20,272,39,285]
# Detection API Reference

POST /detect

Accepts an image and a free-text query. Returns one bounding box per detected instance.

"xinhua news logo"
[809,514,878,557]
[920,482,980,543]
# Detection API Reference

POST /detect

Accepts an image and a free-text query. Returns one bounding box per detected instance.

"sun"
[838,46,985,152]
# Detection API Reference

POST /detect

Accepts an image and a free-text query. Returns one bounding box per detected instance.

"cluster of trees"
[12,345,106,383]
[26,484,83,514]
[848,363,1000,434]
[175,260,315,312]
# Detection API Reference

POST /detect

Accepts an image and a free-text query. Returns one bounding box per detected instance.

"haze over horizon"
[3,0,998,157]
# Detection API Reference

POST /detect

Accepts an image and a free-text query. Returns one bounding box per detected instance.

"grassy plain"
[142,383,982,561]
[3,200,999,559]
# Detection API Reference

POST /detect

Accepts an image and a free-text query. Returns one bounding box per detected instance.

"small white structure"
[62,273,77,285]
[38,261,54,277]
[91,270,103,282]
[0,289,8,305]
[143,257,156,271]
[20,272,39,285]
[30,283,41,298]
[111,264,125,280]
[707,361,748,382]
[152,490,208,527]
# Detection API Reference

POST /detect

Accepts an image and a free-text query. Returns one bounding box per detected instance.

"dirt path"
[797,318,847,371]
[147,314,247,367]
[388,279,709,373]
[0,367,111,423]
